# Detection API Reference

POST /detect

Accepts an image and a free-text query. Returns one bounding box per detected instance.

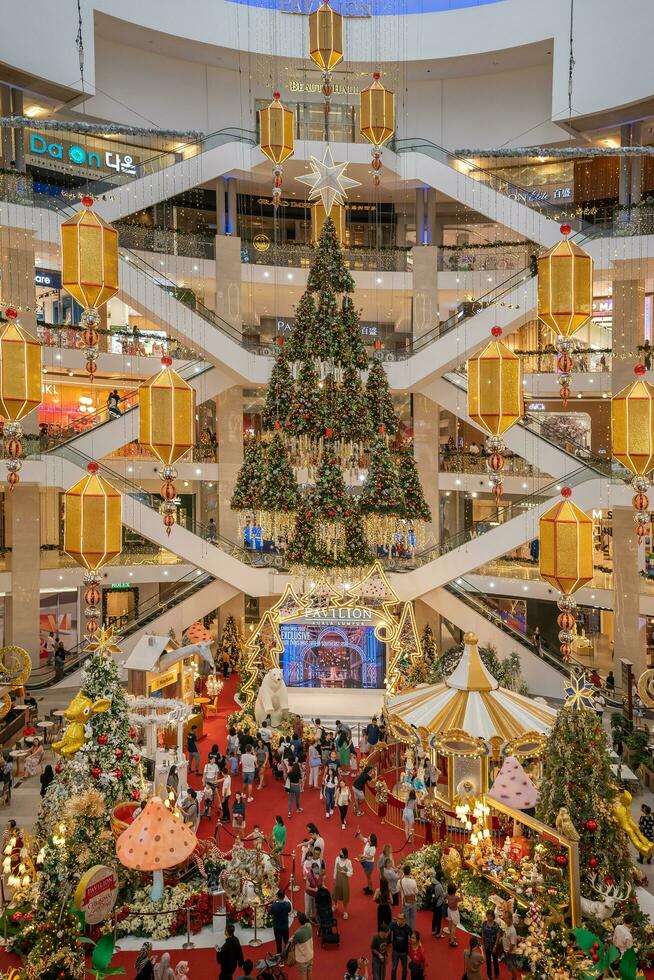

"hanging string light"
[64,461,122,636]
[611,363,654,543]
[539,487,593,662]
[360,71,395,187]
[258,91,294,208]
[60,193,119,380]
[0,307,42,490]
[138,356,195,534]
[308,0,344,119]
[467,326,523,500]
[537,223,593,406]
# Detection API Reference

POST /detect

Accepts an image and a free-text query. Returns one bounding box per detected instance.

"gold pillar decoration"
[312,201,345,244]
[467,326,523,500]
[259,91,295,208]
[308,1,344,116]
[611,364,654,542]
[138,356,195,534]
[64,461,122,635]
[60,193,119,380]
[539,487,593,662]
[537,223,593,406]
[359,72,395,186]
[0,306,42,490]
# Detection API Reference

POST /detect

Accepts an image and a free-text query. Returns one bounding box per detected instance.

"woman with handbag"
[462,935,485,980]
[332,846,353,919]
[336,777,351,829]
[323,766,338,819]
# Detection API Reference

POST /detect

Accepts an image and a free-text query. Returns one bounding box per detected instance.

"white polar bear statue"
[254,668,289,728]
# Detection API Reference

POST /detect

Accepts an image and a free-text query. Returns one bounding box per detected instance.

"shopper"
[373,876,393,931]
[502,910,519,980]
[408,931,426,980]
[337,778,352,829]
[289,912,314,980]
[389,912,412,980]
[271,888,292,956]
[303,861,321,920]
[206,517,218,543]
[402,790,417,843]
[323,766,338,818]
[344,956,368,980]
[232,791,246,832]
[613,913,635,957]
[463,936,485,980]
[180,789,199,830]
[639,804,654,864]
[333,846,353,919]
[399,865,418,931]
[39,763,54,798]
[365,716,380,750]
[287,760,303,816]
[107,388,121,418]
[219,769,232,823]
[357,831,377,894]
[426,872,446,937]
[255,738,268,789]
[378,844,394,884]
[308,741,322,788]
[135,942,156,980]
[186,725,201,774]
[352,764,374,816]
[370,924,389,980]
[240,744,256,802]
[446,882,462,947]
[383,858,401,907]
[271,815,287,869]
[481,908,501,979]
[216,922,244,980]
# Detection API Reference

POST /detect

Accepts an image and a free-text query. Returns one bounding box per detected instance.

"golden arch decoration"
[0,646,32,687]
[637,669,654,708]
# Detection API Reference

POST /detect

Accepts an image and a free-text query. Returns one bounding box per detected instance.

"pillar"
[415,189,425,246]
[5,487,41,665]
[413,393,441,640]
[426,189,437,245]
[411,246,439,340]
[216,386,243,541]
[215,177,227,236]
[10,89,24,171]
[0,86,12,166]
[630,121,643,205]
[226,179,238,237]
[214,235,242,333]
[612,275,647,678]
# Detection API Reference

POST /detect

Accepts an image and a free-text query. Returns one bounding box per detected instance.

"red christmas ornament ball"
[589,857,599,868]
[132,789,140,800]
[488,452,504,472]
[561,485,572,498]
[633,492,649,512]
[87,461,100,474]
[604,875,614,886]
[130,728,136,738]
[4,306,18,320]
[560,223,572,235]
[114,768,123,778]
[371,155,382,171]
[98,734,108,745]
[273,91,281,100]
[374,339,382,350]
[132,754,141,763]
[161,481,177,501]
[560,642,572,657]
[115,749,124,759]
[274,420,281,430]
[55,762,62,774]
[6,439,21,459]
[325,427,334,438]
[91,767,102,779]
[555,853,568,867]
[161,355,173,367]
[81,193,95,208]
[379,424,386,433]
[372,71,381,80]
[557,611,575,630]
[635,363,647,376]
[557,352,574,373]
[276,335,284,346]
[491,325,503,338]
[585,819,598,832]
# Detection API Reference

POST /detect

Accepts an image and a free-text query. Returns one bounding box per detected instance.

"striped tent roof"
[387,632,557,743]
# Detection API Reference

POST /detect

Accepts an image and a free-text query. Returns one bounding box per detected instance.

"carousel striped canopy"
[386,633,557,743]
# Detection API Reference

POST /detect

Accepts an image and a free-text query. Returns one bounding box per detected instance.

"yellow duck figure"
[52,690,112,759]
[613,790,654,859]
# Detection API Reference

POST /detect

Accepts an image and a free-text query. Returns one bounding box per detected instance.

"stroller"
[314,885,340,947]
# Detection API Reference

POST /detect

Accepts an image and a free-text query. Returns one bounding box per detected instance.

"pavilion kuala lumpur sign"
[74,864,120,925]
[227,0,504,14]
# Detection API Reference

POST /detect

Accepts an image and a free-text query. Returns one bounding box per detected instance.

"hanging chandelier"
[0,306,42,490]
[258,91,295,208]
[360,72,395,186]
[611,363,654,543]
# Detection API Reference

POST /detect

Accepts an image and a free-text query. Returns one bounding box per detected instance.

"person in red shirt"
[408,931,426,979]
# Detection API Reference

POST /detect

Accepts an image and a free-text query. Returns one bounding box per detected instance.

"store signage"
[306,606,373,621]
[289,78,362,94]
[42,383,60,395]
[593,298,613,313]
[27,133,139,176]
[150,664,180,693]
[74,865,119,925]
[509,186,572,204]
[281,0,371,15]
[527,402,545,410]
[262,315,379,338]
[34,269,61,290]
[228,0,504,14]
[110,583,132,589]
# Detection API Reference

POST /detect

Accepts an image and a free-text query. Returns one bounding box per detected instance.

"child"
[232,792,246,833]
[446,882,462,947]
[229,751,239,776]
[203,782,214,819]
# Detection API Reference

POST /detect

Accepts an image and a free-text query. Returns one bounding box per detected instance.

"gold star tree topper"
[295,145,361,215]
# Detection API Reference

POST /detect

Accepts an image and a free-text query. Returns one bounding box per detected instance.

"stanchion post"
[112,911,121,952]
[182,906,195,950]
[290,852,300,892]
[249,901,263,948]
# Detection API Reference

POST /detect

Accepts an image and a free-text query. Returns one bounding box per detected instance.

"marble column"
[612,276,647,678]
[5,486,41,665]
[412,246,439,340]
[413,393,441,638]
[217,386,243,541]
[214,235,242,333]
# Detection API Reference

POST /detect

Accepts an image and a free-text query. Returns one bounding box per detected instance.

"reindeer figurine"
[52,691,112,759]
[580,872,631,920]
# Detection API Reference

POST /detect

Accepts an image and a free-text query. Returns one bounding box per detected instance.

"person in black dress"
[134,942,156,980]
[216,923,244,980]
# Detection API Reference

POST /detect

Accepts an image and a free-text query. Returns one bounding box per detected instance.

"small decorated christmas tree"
[315,288,343,362]
[359,437,405,549]
[231,440,266,521]
[337,366,373,449]
[288,359,324,449]
[366,359,399,435]
[537,706,633,901]
[260,433,299,537]
[341,515,374,571]
[285,291,317,362]
[311,452,354,553]
[307,216,354,295]
[262,351,294,433]
[22,903,84,980]
[341,296,369,370]
[397,444,431,523]
[420,623,437,665]
[218,615,242,667]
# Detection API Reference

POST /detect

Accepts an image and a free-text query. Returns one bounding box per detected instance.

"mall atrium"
[1,0,654,976]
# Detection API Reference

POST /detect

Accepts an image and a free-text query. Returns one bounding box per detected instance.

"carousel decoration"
[537,223,593,407]
[63,461,123,635]
[538,487,593,662]
[467,326,524,500]
[138,356,195,534]
[258,91,294,208]
[308,0,344,117]
[611,364,654,543]
[360,71,395,186]
[60,194,119,380]
[0,306,42,490]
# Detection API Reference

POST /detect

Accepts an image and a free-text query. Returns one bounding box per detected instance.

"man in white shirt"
[383,859,400,906]
[219,771,231,823]
[399,865,418,930]
[502,911,519,979]
[203,760,219,790]
[613,914,634,957]
[240,746,257,802]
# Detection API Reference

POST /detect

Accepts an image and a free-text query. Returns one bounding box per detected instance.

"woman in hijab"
[154,952,174,980]
[135,942,156,980]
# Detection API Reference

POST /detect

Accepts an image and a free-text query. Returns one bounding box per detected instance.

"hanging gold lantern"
[611,364,654,542]
[0,306,42,490]
[60,193,119,380]
[64,461,122,635]
[312,201,345,244]
[259,92,295,208]
[539,487,593,662]
[360,72,395,186]
[139,356,195,534]
[537,223,593,406]
[309,1,344,116]
[467,326,523,500]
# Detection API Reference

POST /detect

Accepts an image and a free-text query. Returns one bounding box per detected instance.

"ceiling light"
[184,481,189,487]
[287,273,293,280]
[522,482,528,489]
[489,582,495,588]
[264,271,269,278]
[68,370,74,377]
[208,482,213,488]
[129,572,133,577]
[523,585,528,591]
[25,105,46,118]
[195,468,201,475]
[163,570,168,575]
[376,277,382,284]
[455,479,461,485]
[193,265,199,271]
[127,466,133,473]
[58,574,63,580]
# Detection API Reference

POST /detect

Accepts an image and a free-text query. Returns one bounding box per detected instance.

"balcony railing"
[438,244,532,273]
[241,240,412,272]
[440,449,540,477]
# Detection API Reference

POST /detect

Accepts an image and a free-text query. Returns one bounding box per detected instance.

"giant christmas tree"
[231,217,431,574]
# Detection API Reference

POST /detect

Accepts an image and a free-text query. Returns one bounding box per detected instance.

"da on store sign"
[28,133,138,175]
